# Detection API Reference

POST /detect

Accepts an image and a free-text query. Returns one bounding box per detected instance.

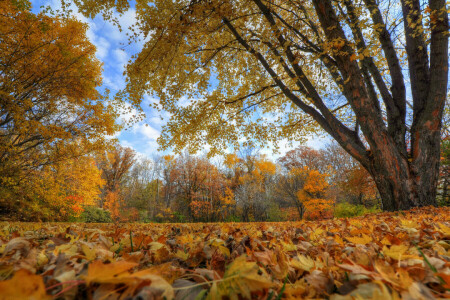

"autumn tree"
[235,154,280,221]
[98,146,136,194]
[278,146,329,174]
[161,154,178,211]
[323,142,378,206]
[0,155,104,221]
[295,167,334,220]
[97,145,136,220]
[164,153,232,222]
[276,167,307,220]
[0,0,119,187]
[74,0,449,211]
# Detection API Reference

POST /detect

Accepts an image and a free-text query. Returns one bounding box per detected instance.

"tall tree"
[97,145,136,218]
[0,0,119,184]
[75,0,448,210]
[98,146,136,194]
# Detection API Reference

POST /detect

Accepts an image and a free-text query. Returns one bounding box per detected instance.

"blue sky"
[30,0,328,159]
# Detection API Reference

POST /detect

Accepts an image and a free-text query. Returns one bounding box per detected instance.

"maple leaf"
[84,260,138,284]
[290,255,315,272]
[346,234,373,245]
[85,260,174,299]
[208,255,272,300]
[382,244,413,260]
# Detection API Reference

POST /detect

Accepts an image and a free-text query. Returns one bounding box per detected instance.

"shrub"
[80,206,112,223]
[334,202,381,218]
[266,203,285,221]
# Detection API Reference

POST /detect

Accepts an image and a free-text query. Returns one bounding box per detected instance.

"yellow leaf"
[334,235,345,245]
[208,255,272,300]
[148,242,166,251]
[400,220,418,229]
[346,234,372,245]
[81,243,96,261]
[380,236,391,246]
[110,243,121,253]
[382,244,409,260]
[310,228,325,241]
[218,245,231,257]
[175,249,189,261]
[37,250,49,267]
[436,223,450,237]
[281,241,296,252]
[209,239,230,257]
[85,261,174,299]
[54,244,78,257]
[290,255,315,272]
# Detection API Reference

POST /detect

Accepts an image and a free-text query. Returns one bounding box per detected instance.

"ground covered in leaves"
[0,207,449,299]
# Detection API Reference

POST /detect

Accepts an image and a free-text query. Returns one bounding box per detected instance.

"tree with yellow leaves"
[0,155,104,221]
[74,0,448,211]
[279,166,334,220]
[97,146,136,221]
[236,154,280,221]
[0,0,119,211]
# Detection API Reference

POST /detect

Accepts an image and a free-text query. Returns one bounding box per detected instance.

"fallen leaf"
[208,255,272,300]
[0,269,51,300]
[346,234,372,245]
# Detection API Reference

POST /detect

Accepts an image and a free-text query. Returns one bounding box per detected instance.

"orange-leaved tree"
[97,146,136,221]
[295,167,334,220]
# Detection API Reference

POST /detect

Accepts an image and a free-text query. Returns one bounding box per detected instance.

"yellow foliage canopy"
[0,0,119,181]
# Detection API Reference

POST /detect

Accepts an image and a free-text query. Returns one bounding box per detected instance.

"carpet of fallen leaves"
[0,207,449,300]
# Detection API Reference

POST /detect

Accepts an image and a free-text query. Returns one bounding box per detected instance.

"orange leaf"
[0,269,51,300]
[84,260,138,284]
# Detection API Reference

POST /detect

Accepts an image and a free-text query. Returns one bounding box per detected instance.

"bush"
[334,202,381,218]
[80,206,112,223]
[266,203,285,221]
[225,215,242,222]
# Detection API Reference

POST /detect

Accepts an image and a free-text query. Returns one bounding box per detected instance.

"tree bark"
[310,0,447,211]
[368,140,440,211]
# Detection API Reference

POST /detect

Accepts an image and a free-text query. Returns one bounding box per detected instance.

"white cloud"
[93,36,111,60]
[112,49,128,72]
[306,135,330,149]
[133,124,160,141]
[148,116,165,126]
[119,139,134,148]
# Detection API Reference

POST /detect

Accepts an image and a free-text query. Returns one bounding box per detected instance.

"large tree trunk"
[371,165,439,212]
[310,0,448,211]
[368,128,441,211]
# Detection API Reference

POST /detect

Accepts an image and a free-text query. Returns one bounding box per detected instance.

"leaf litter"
[0,206,449,299]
